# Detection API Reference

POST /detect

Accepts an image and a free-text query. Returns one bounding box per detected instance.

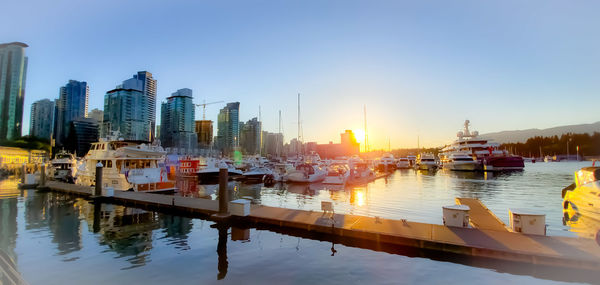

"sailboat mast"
[259,105,262,156]
[363,105,368,153]
[278,110,282,157]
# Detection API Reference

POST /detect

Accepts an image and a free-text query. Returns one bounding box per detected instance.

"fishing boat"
[75,138,176,192]
[323,163,350,185]
[51,150,79,182]
[440,152,478,171]
[416,153,438,170]
[439,120,524,171]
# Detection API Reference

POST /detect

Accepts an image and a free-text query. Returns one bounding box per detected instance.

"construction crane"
[195,100,224,120]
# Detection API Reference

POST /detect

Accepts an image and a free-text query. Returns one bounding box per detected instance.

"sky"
[3,0,599,149]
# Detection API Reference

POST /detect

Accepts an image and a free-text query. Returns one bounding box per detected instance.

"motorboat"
[416,153,437,170]
[51,150,79,182]
[323,163,350,185]
[347,161,376,185]
[376,153,396,171]
[406,155,417,167]
[441,152,478,171]
[396,157,411,169]
[271,163,295,182]
[243,166,273,181]
[544,155,554,163]
[285,163,327,183]
[563,166,600,225]
[75,139,176,192]
[197,158,243,183]
[439,120,524,171]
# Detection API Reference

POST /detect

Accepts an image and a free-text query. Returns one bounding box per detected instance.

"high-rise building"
[160,88,197,150]
[216,102,240,153]
[262,131,283,157]
[53,80,89,148]
[102,88,149,141]
[30,99,54,141]
[65,118,99,156]
[195,120,213,147]
[0,42,28,140]
[87,108,103,124]
[240,117,261,155]
[118,71,156,142]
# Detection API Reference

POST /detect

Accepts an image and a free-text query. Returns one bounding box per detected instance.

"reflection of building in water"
[47,194,83,255]
[236,183,262,201]
[0,198,18,261]
[158,214,193,250]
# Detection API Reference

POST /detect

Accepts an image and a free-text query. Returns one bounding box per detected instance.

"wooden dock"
[456,197,509,232]
[38,181,600,273]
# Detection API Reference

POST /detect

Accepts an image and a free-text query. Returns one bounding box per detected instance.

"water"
[0,162,596,284]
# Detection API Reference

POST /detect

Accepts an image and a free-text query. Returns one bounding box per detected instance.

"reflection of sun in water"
[351,188,366,207]
[353,129,365,144]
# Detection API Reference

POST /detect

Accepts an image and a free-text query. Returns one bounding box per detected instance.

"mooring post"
[218,164,229,214]
[40,163,46,187]
[95,162,103,196]
[21,163,26,183]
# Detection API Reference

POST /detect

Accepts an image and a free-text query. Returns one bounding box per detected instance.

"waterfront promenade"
[39,180,600,272]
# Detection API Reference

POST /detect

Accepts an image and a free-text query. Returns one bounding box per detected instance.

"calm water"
[0,162,596,284]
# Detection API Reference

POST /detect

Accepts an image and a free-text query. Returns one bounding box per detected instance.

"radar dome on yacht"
[457,131,464,137]
[472,131,479,136]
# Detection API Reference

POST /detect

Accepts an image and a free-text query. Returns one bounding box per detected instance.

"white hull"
[323,174,348,185]
[286,172,326,183]
[444,161,478,171]
[417,163,437,170]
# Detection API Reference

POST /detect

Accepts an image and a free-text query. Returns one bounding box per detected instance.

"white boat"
[51,151,79,182]
[376,153,396,171]
[396,157,411,169]
[406,155,417,167]
[441,152,478,171]
[243,166,273,181]
[323,163,350,185]
[416,153,437,170]
[197,158,243,183]
[347,161,376,185]
[75,139,175,192]
[544,155,554,163]
[285,163,327,183]
[272,163,295,182]
[439,120,524,171]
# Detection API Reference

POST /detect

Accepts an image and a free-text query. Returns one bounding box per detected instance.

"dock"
[456,197,509,232]
[38,181,600,273]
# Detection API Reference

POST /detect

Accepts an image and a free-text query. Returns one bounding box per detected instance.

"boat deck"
[456,197,509,232]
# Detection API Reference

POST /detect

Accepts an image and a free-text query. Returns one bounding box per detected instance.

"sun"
[353,129,365,144]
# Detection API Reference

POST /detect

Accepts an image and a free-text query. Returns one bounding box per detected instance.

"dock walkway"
[39,181,600,271]
[456,197,509,232]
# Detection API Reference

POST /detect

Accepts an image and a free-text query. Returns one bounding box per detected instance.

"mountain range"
[480,121,600,144]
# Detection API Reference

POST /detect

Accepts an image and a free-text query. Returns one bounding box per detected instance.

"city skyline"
[4,0,600,148]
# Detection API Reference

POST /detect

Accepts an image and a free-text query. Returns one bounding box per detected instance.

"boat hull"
[482,156,524,171]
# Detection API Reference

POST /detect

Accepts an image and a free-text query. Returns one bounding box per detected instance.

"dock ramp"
[456,198,509,232]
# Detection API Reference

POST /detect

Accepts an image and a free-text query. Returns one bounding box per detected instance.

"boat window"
[145,161,150,168]
[107,160,112,168]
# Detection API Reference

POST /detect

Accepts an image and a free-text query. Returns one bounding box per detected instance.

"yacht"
[75,139,176,192]
[416,153,438,170]
[51,150,79,182]
[440,152,478,171]
[396,157,411,169]
[285,163,327,183]
[242,166,273,182]
[197,158,243,183]
[323,163,350,185]
[271,163,295,182]
[562,166,600,225]
[376,153,396,171]
[439,120,524,171]
[347,161,376,185]
[406,155,417,167]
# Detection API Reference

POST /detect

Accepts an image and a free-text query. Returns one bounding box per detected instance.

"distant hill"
[480,122,600,144]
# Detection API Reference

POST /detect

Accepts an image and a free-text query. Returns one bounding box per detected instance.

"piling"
[21,163,26,183]
[94,162,103,196]
[40,163,46,187]
[218,167,229,214]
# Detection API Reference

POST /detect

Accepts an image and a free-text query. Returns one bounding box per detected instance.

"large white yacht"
[416,153,438,170]
[376,153,396,171]
[440,152,478,171]
[75,138,175,192]
[440,120,524,171]
[51,150,79,182]
[396,157,411,169]
[285,163,327,183]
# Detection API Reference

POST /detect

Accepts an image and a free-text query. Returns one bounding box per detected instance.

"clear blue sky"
[4,0,599,148]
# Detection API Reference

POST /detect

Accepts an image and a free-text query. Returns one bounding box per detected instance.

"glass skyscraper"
[119,71,156,142]
[0,42,28,140]
[102,88,149,141]
[30,99,55,141]
[53,80,89,148]
[216,102,240,153]
[160,88,196,150]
